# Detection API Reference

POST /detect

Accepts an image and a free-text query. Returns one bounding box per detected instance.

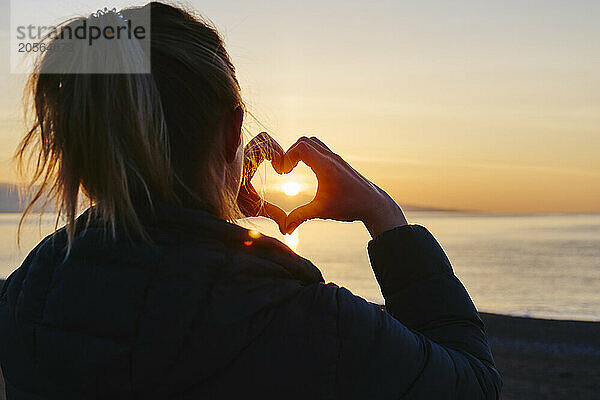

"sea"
[1,211,599,321]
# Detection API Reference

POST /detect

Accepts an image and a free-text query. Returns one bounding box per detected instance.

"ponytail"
[16,2,245,252]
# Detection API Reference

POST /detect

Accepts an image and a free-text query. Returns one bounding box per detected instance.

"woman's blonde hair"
[16,2,245,250]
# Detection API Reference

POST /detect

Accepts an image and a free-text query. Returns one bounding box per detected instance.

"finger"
[265,135,285,174]
[309,136,334,154]
[237,183,287,233]
[253,132,285,173]
[259,132,285,172]
[309,136,351,170]
[260,201,287,234]
[283,137,327,174]
[285,201,319,234]
[245,132,285,176]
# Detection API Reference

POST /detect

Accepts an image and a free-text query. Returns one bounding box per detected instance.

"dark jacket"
[0,203,501,399]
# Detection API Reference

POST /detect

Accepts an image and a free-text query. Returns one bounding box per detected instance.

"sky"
[0,0,599,213]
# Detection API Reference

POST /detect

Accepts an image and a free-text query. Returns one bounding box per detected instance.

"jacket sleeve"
[335,225,501,399]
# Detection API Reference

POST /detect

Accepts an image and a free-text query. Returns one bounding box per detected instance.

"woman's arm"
[332,225,501,399]
[282,137,501,398]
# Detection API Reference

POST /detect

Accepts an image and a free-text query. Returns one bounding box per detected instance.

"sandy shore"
[0,278,598,399]
[480,312,600,399]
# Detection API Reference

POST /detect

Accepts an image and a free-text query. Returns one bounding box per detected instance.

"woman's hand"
[237,132,288,234]
[283,136,407,237]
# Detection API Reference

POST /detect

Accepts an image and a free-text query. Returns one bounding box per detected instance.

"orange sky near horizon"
[0,0,598,213]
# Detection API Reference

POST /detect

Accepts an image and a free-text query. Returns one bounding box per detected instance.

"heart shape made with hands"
[241,160,318,234]
[237,134,321,235]
[238,134,406,238]
[252,161,317,213]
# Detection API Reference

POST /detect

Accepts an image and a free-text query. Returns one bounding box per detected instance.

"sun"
[282,181,301,196]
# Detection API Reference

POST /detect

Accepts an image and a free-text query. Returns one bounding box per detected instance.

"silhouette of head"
[17,2,245,246]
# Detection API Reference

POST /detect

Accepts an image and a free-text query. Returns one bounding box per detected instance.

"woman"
[0,2,501,399]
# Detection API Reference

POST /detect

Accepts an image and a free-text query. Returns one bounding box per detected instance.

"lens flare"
[248,230,261,239]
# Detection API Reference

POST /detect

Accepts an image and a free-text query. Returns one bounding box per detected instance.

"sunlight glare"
[282,181,301,196]
[283,230,299,251]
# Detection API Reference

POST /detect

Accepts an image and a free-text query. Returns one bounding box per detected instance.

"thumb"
[260,201,288,235]
[285,202,318,234]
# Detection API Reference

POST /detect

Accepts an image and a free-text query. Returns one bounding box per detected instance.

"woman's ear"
[224,106,244,163]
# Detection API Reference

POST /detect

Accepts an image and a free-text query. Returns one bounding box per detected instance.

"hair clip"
[90,7,128,22]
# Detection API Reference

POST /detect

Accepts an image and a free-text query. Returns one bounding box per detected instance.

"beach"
[0,276,598,399]
[480,313,600,399]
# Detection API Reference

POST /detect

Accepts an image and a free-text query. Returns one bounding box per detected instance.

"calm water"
[1,212,599,321]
